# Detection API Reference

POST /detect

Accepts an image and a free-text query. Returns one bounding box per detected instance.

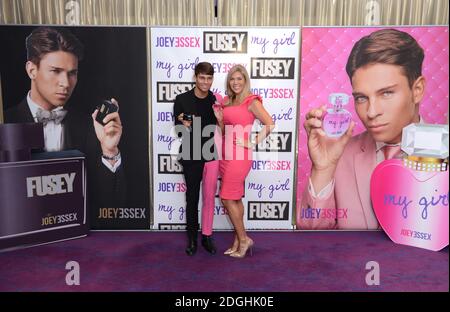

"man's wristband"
[102,152,121,161]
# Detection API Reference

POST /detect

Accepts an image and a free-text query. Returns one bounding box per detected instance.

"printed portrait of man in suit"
[3,27,127,226]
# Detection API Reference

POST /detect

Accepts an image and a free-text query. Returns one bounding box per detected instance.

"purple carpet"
[0,231,448,291]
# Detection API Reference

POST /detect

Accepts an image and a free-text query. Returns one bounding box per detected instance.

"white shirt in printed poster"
[27,92,121,172]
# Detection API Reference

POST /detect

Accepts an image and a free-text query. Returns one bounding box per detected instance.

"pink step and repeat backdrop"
[296,26,449,229]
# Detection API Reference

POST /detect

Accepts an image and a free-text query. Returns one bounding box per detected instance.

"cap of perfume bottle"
[329,93,349,109]
[401,123,449,172]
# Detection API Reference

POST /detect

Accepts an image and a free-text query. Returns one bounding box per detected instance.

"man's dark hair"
[26,27,84,66]
[194,62,214,76]
[346,29,424,87]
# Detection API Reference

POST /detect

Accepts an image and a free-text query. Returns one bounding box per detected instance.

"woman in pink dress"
[214,65,274,258]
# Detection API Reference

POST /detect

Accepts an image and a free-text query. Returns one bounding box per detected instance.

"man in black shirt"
[173,62,219,256]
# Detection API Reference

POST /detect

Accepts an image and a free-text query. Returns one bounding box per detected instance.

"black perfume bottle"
[95,100,119,125]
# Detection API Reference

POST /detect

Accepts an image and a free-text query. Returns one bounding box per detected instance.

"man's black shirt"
[173,88,218,164]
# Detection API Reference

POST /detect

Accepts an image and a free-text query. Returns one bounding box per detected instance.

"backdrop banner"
[151,27,300,230]
[0,25,150,230]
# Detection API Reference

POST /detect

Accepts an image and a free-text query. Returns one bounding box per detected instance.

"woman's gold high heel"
[224,247,238,255]
[224,237,239,255]
[229,238,254,258]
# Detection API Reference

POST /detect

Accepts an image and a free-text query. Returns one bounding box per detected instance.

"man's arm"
[92,98,122,165]
[174,94,192,131]
[85,124,127,208]
[173,95,183,127]
[86,99,127,207]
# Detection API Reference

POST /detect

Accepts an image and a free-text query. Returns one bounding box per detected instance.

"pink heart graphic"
[370,159,449,251]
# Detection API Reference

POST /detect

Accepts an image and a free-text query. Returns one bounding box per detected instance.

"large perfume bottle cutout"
[370,123,449,251]
[322,93,352,138]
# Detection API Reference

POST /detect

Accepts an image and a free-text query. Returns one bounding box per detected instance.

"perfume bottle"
[370,123,449,251]
[322,93,352,138]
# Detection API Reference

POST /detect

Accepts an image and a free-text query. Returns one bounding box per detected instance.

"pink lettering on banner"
[252,160,292,171]
[251,87,295,99]
[211,62,247,74]
[157,182,187,193]
[299,208,348,219]
[155,36,201,48]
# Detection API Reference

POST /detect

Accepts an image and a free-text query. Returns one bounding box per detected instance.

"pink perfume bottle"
[322,93,352,138]
[370,123,449,251]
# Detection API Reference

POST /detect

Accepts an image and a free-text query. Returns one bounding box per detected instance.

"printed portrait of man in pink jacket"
[300,29,428,230]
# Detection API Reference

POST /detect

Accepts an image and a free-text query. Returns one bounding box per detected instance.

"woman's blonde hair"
[225,64,251,105]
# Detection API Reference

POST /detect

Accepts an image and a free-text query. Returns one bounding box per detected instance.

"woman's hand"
[234,137,254,149]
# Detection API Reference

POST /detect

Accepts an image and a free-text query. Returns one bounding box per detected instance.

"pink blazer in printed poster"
[299,131,381,230]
